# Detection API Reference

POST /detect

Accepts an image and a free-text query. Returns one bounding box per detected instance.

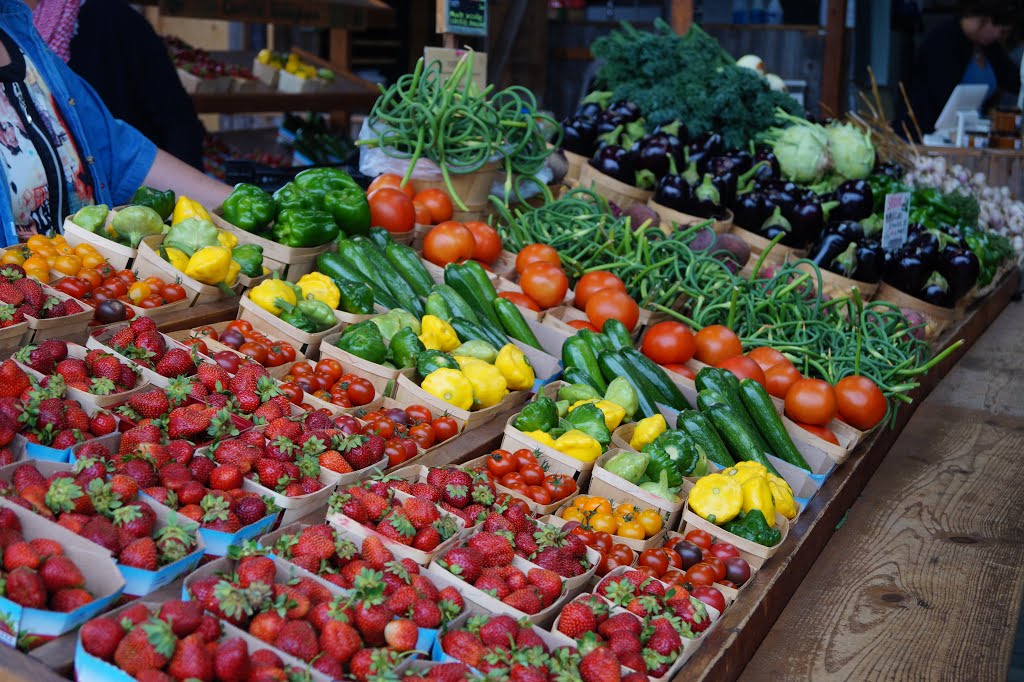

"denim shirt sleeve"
[49,55,157,206]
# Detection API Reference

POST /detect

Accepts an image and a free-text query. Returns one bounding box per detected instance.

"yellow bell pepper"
[421,368,473,411]
[522,430,556,448]
[225,259,241,287]
[722,461,769,487]
[184,246,232,286]
[257,48,272,65]
[460,361,508,409]
[569,399,625,431]
[630,414,667,450]
[767,474,798,519]
[689,473,743,524]
[250,277,297,317]
[419,315,459,352]
[172,196,211,225]
[295,273,340,309]
[552,429,602,463]
[494,344,535,391]
[164,246,190,273]
[740,474,775,523]
[216,230,238,251]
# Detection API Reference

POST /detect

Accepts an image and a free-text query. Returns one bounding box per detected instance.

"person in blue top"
[0,0,230,245]
[895,0,1022,139]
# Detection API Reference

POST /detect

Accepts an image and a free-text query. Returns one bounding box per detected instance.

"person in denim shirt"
[0,0,229,245]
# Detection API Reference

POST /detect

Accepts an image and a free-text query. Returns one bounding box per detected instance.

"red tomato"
[183,338,208,356]
[542,474,576,502]
[413,201,431,225]
[641,321,696,365]
[684,529,714,550]
[464,221,502,264]
[637,548,669,577]
[585,288,639,332]
[526,486,552,505]
[486,451,517,477]
[765,362,802,399]
[315,359,344,382]
[513,448,537,469]
[784,378,838,426]
[662,363,696,380]
[346,378,376,407]
[368,173,414,199]
[279,383,304,405]
[573,271,626,311]
[747,347,790,372]
[833,375,887,430]
[162,283,187,303]
[567,320,599,331]
[685,563,718,586]
[519,262,568,309]
[708,542,740,560]
[238,342,268,365]
[716,355,766,387]
[691,585,726,614]
[519,463,545,486]
[497,291,541,312]
[385,438,408,467]
[794,421,840,445]
[693,325,743,365]
[369,188,415,234]
[405,404,433,424]
[514,244,560,274]
[432,416,459,442]
[408,424,435,450]
[423,221,475,266]
[412,188,453,224]
[590,531,614,555]
[725,556,751,585]
[702,556,727,582]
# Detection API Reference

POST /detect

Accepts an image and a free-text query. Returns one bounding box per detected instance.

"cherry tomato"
[725,556,751,586]
[412,188,454,224]
[346,378,375,406]
[567,320,599,331]
[368,173,415,199]
[662,363,696,380]
[765,362,802,399]
[607,544,635,565]
[702,555,727,582]
[500,472,524,486]
[365,418,395,440]
[597,553,630,576]
[399,437,418,460]
[497,291,540,312]
[519,463,545,486]
[833,375,887,430]
[542,474,576,502]
[238,342,268,364]
[315,359,344,382]
[708,542,740,561]
[519,262,568,309]
[385,438,408,467]
[432,416,459,442]
[641,321,696,365]
[637,548,669,577]
[663,547,683,571]
[526,486,552,505]
[264,345,289,367]
[227,320,252,333]
[691,585,726,614]
[573,271,626,311]
[183,338,208,355]
[784,378,838,426]
[56,277,89,299]
[213,351,240,374]
[413,201,431,225]
[114,269,136,286]
[504,480,529,495]
[585,288,639,331]
[685,563,718,586]
[127,281,151,304]
[662,569,688,587]
[76,268,101,290]
[405,405,433,424]
[423,221,475,266]
[279,382,304,405]
[513,448,537,469]
[144,276,166,291]
[746,347,790,372]
[408,423,435,450]
[716,355,766,387]
[104,278,128,298]
[794,421,840,445]
[463,221,502,264]
[486,451,517,478]
[590,531,613,555]
[693,325,743,365]
[334,414,361,435]
[369,188,416,234]
[684,529,713,550]
[138,295,163,309]
[194,325,218,341]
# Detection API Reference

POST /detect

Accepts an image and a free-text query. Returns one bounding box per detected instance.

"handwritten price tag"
[882,192,911,253]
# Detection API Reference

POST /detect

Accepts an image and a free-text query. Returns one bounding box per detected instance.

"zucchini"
[738,379,810,471]
[561,335,606,393]
[350,236,424,317]
[621,348,691,411]
[424,292,453,321]
[703,403,781,476]
[493,298,542,349]
[578,329,612,358]
[596,349,660,418]
[445,261,500,327]
[385,242,435,298]
[431,284,479,325]
[367,227,393,251]
[563,366,603,394]
[678,409,735,468]
[450,316,507,351]
[601,318,633,350]
[695,389,730,413]
[321,246,399,310]
[695,368,763,439]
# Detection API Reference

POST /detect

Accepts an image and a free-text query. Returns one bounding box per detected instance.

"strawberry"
[383,618,418,651]
[80,615,127,661]
[410,481,442,503]
[578,633,621,682]
[130,317,158,335]
[412,525,441,552]
[39,554,85,591]
[348,488,390,523]
[503,587,543,615]
[197,362,229,391]
[411,598,442,628]
[354,602,392,647]
[51,587,94,612]
[167,633,215,681]
[248,611,285,643]
[402,497,440,530]
[234,495,268,526]
[167,406,213,440]
[213,637,250,682]
[0,281,24,306]
[154,348,195,378]
[440,630,485,669]
[527,567,564,606]
[4,566,46,608]
[127,390,171,419]
[436,546,482,584]
[376,510,416,545]
[119,536,158,570]
[360,535,394,569]
[113,617,177,677]
[274,619,319,662]
[338,434,385,470]
[558,598,603,638]
[237,555,276,588]
[4,540,41,570]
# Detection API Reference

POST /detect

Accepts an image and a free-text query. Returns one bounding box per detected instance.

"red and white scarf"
[32,0,82,63]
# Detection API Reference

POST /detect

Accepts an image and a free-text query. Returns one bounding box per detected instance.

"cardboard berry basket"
[183,553,345,606]
[21,283,94,345]
[680,504,789,561]
[210,212,330,283]
[61,214,135,270]
[237,291,341,359]
[499,414,599,489]
[460,452,579,516]
[0,497,124,645]
[647,200,734,236]
[52,276,192,326]
[14,341,150,410]
[233,462,339,525]
[376,396,465,457]
[0,460,206,594]
[9,405,120,464]
[134,235,229,306]
[664,527,767,603]
[543,505,668,555]
[394,373,531,432]
[73,599,331,682]
[262,357,386,418]
[86,323,203,390]
[311,333,414,398]
[169,318,311,367]
[0,320,29,355]
[431,613,575,667]
[66,431,124,465]
[548,596,651,678]
[577,162,652,211]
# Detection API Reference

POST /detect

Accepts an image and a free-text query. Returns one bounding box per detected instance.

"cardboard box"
[61,214,136,270]
[395,374,530,432]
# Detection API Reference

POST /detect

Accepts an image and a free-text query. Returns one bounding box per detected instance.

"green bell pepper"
[514,397,559,433]
[292,167,359,193]
[296,298,337,331]
[272,208,339,248]
[390,327,424,369]
[273,182,319,212]
[720,510,781,547]
[323,186,371,236]
[416,350,459,379]
[337,280,374,315]
[222,183,277,232]
[566,403,611,447]
[604,377,639,421]
[130,186,174,221]
[231,244,264,278]
[557,383,601,404]
[276,299,317,333]
[370,310,406,342]
[71,204,109,233]
[337,321,387,364]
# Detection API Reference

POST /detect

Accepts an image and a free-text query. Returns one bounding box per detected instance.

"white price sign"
[882,192,911,253]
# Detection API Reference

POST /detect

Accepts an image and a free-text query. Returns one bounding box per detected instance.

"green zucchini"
[563,366,603,394]
[601,318,633,350]
[695,368,763,441]
[738,379,810,471]
[696,389,730,413]
[450,316,507,351]
[321,246,399,310]
[445,261,500,327]
[621,348,691,411]
[703,403,781,476]
[561,335,606,393]
[677,409,735,468]
[493,298,541,349]
[385,242,435,298]
[430,284,479,325]
[424,292,453,321]
[578,329,612,358]
[596,349,660,418]
[350,236,423,317]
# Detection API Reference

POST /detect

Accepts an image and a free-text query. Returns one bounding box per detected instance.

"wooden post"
[328,28,351,128]
[821,0,849,115]
[670,0,693,35]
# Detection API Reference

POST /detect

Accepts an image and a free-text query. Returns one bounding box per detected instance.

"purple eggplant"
[596,112,625,138]
[732,192,774,231]
[654,120,688,146]
[759,206,800,245]
[690,173,724,217]
[654,174,692,212]
[753,147,781,180]
[884,247,929,295]
[607,100,641,122]
[832,179,874,221]
[575,101,603,120]
[853,241,884,282]
[920,271,953,307]
[939,245,980,301]
[561,117,598,156]
[830,220,864,242]
[786,199,824,247]
[713,171,739,209]
[908,230,940,269]
[632,134,673,178]
[707,151,753,177]
[809,232,851,270]
[589,145,635,185]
